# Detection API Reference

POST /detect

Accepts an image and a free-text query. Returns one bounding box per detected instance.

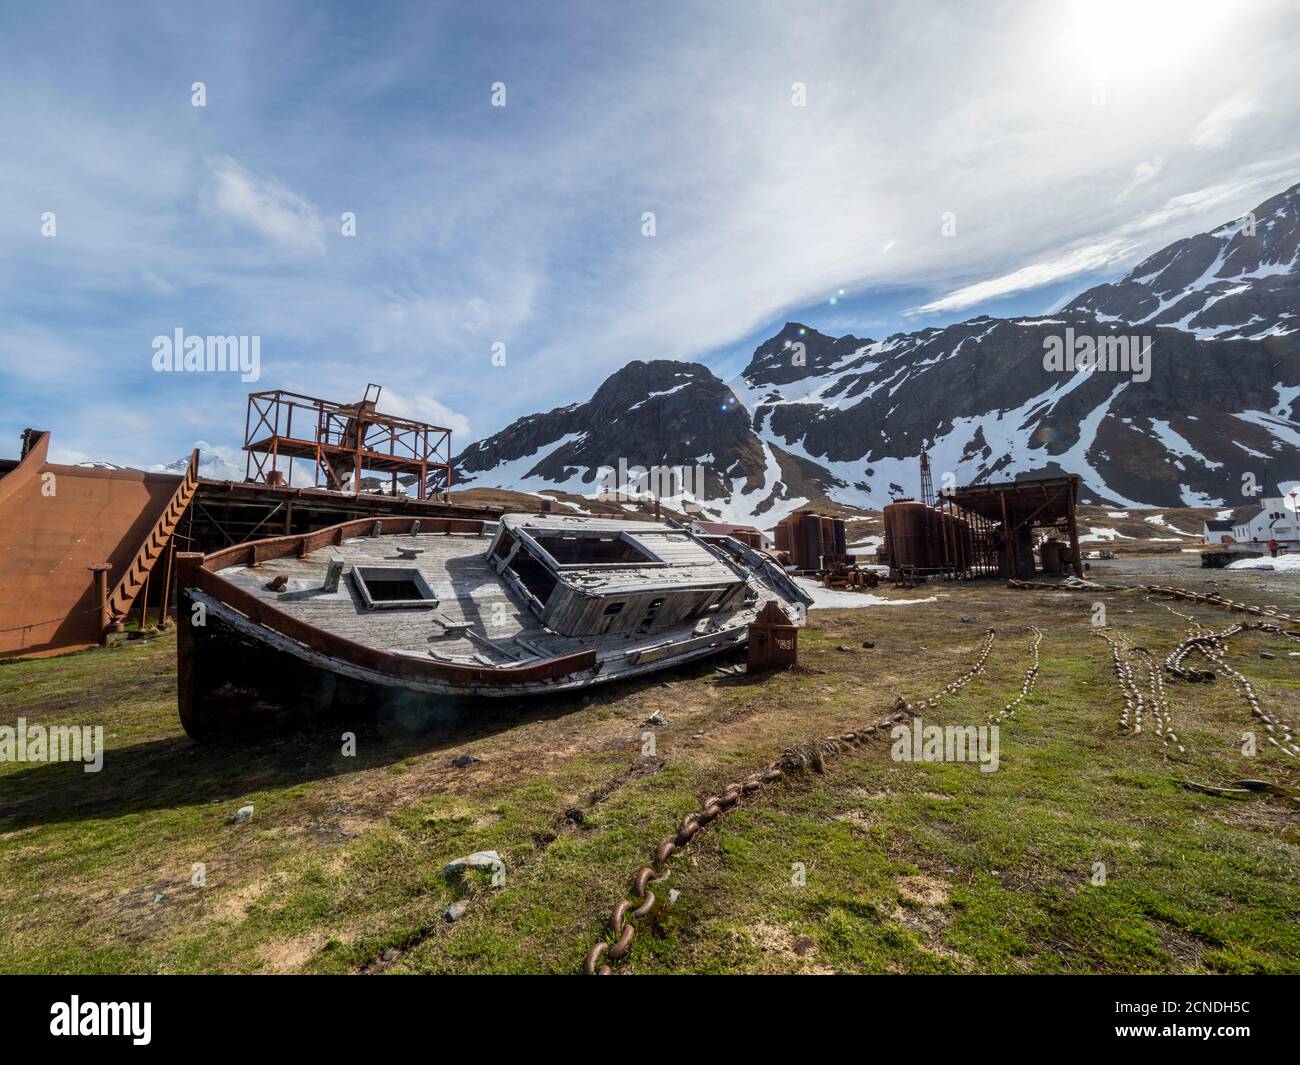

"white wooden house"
[1202,519,1235,544]
[1231,473,1299,547]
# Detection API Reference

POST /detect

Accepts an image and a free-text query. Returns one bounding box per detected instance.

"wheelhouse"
[487,515,751,636]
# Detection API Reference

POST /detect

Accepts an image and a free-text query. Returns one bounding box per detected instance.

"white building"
[1202,519,1234,544]
[1231,473,1300,548]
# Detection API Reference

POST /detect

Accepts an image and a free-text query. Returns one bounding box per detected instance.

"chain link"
[1145,584,1300,627]
[988,626,1042,724]
[582,627,1000,975]
[1142,593,1298,759]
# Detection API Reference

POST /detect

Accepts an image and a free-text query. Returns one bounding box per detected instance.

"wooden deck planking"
[214,531,774,668]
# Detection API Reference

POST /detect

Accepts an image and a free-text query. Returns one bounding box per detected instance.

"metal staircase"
[105,449,200,624]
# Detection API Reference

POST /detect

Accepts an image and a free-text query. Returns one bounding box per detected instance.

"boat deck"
[213,530,769,668]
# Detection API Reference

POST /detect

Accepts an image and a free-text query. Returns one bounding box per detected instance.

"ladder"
[105,449,200,624]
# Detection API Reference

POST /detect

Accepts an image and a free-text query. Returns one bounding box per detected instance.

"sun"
[1067,0,1233,81]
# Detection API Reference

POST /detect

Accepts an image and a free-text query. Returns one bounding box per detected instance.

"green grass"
[1,572,1298,974]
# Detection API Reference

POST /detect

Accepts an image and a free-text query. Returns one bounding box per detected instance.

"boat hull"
[174,515,810,742]
[177,584,748,740]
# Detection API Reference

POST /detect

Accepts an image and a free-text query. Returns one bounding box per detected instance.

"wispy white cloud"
[908,160,1300,317]
[1191,92,1258,149]
[204,155,326,254]
[379,389,472,439]
[1118,157,1164,200]
[908,239,1138,315]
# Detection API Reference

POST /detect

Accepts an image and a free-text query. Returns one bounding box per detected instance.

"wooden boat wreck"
[175,513,811,739]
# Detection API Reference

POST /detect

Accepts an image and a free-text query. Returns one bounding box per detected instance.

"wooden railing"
[177,516,598,687]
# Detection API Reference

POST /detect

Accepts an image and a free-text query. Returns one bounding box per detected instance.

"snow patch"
[794,577,938,609]
[1226,554,1300,572]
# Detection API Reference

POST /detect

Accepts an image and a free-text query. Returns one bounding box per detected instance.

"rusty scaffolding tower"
[243,384,454,500]
[919,445,935,507]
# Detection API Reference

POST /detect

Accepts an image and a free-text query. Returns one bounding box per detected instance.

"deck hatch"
[351,566,438,610]
[531,531,662,568]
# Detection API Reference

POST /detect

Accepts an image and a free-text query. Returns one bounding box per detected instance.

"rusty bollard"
[747,601,798,673]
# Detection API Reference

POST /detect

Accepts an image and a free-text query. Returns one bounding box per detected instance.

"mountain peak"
[1069,177,1300,337]
[452,178,1300,515]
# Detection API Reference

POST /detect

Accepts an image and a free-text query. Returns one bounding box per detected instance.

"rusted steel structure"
[949,474,1083,579]
[185,476,511,554]
[0,430,192,659]
[243,384,454,500]
[881,473,1082,581]
[919,445,935,507]
[772,510,848,572]
[103,449,199,632]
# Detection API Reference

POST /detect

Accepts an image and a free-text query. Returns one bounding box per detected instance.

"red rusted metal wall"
[0,435,181,659]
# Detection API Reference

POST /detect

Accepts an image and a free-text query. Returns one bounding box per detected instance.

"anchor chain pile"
[1152,594,1299,760]
[1164,623,1245,683]
[583,627,1001,975]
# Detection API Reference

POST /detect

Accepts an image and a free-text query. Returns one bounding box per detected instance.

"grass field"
[2,559,1298,974]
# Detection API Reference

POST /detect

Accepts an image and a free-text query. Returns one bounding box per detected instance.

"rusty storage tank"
[926,506,944,567]
[775,512,812,570]
[935,508,958,570]
[819,516,835,565]
[885,501,975,572]
[955,513,974,571]
[1040,538,1063,574]
[774,521,791,555]
[800,511,823,570]
[832,517,847,559]
[883,500,930,569]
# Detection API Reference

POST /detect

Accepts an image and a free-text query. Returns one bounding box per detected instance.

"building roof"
[1204,519,1234,531]
[691,521,762,536]
[949,473,1079,524]
[1260,466,1283,499]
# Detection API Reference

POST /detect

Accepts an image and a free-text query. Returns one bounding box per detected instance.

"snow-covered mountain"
[74,460,136,471]
[76,442,249,481]
[148,442,247,482]
[1068,183,1300,339]
[454,182,1300,521]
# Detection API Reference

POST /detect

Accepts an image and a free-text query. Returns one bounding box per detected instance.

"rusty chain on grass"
[1006,578,1131,592]
[1098,631,1144,735]
[988,626,1042,724]
[1139,644,1177,753]
[582,627,1000,975]
[1153,601,1288,755]
[1097,630,1183,756]
[1164,624,1244,683]
[1189,636,1299,759]
[1144,585,1300,627]
[1151,597,1299,758]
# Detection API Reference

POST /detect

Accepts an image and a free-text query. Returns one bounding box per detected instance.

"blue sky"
[2,0,1299,467]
